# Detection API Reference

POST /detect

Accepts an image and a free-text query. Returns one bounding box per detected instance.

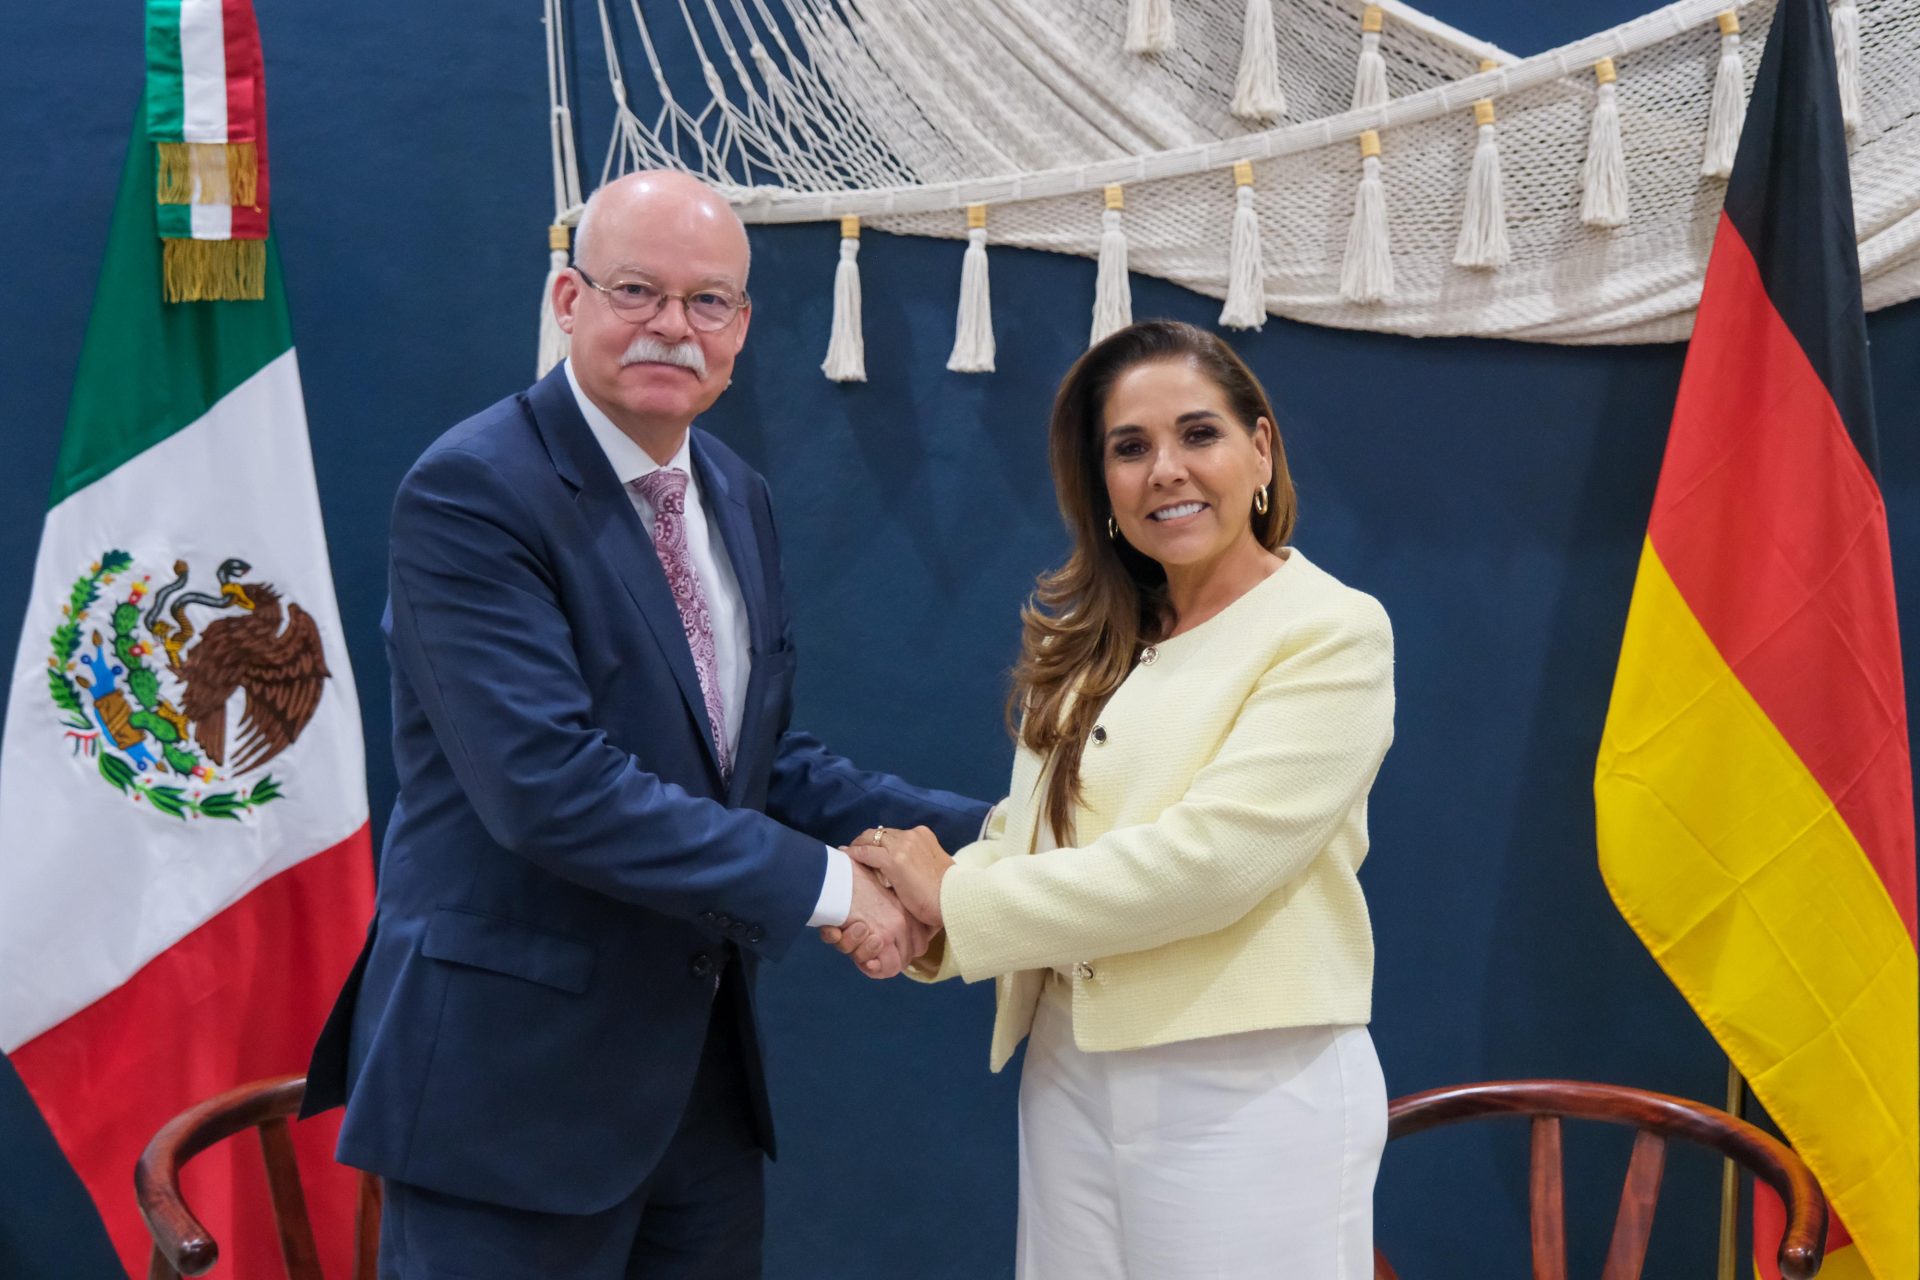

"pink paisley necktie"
[632,468,731,779]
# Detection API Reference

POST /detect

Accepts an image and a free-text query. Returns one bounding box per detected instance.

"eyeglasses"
[574,268,749,332]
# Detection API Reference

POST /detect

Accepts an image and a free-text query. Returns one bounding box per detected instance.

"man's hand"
[819,863,930,979]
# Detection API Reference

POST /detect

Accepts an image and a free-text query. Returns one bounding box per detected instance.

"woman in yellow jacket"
[833,319,1395,1279]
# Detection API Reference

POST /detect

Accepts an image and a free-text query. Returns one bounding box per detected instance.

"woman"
[831,319,1394,1279]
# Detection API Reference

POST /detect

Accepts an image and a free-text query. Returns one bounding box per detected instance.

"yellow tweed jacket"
[917,549,1395,1071]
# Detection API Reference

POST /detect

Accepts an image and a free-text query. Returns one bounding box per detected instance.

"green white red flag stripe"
[145,0,259,150]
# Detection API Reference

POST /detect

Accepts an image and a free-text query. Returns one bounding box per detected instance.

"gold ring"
[871,826,888,845]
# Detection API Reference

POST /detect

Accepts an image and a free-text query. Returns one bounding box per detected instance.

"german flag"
[1593,0,1916,1276]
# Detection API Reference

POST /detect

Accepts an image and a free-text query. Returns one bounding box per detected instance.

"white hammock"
[536,0,1920,372]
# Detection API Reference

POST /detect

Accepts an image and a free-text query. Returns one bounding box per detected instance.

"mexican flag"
[0,73,373,1280]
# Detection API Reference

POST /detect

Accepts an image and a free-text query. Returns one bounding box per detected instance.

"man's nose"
[645,295,694,342]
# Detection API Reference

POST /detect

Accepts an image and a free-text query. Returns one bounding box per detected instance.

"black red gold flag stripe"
[1594,1,1915,1277]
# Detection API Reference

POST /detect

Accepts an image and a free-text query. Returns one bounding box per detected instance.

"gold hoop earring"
[1107,516,1118,540]
[1254,485,1270,516]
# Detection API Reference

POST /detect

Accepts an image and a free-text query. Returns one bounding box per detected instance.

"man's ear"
[728,299,752,354]
[553,269,581,334]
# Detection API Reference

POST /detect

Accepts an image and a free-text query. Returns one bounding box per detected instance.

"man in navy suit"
[303,171,987,1279]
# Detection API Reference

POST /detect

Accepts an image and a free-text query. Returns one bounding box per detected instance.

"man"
[303,171,986,1279]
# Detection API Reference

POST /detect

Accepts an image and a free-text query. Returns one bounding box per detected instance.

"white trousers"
[1015,980,1387,1280]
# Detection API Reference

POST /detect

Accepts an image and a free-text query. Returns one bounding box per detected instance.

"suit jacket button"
[746,925,765,944]
[1073,962,1095,980]
[1091,726,1107,745]
[690,954,716,979]
[702,911,718,923]
[715,914,733,929]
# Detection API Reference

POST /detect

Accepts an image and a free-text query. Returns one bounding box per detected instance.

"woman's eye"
[1186,426,1222,445]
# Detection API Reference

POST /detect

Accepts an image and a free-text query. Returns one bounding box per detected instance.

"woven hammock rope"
[536,0,1920,365]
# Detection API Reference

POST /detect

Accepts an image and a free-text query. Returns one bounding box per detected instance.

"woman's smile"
[1147,500,1209,524]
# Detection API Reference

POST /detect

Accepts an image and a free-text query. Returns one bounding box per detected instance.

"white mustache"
[619,336,708,378]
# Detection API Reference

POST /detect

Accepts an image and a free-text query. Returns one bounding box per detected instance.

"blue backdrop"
[5,3,1916,1277]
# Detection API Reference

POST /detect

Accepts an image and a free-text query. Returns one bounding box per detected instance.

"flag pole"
[1717,1060,1747,1280]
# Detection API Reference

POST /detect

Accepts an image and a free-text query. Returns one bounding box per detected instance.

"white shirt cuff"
[807,845,854,928]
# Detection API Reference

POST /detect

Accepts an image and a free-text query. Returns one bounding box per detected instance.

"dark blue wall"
[6,4,1916,1277]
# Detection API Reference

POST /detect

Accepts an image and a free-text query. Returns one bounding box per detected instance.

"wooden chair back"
[134,1073,381,1280]
[1372,1079,1827,1280]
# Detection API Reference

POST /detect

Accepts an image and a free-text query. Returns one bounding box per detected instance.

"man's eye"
[691,292,731,309]
[614,282,657,300]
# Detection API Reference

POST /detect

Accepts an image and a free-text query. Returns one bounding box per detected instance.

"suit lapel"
[691,433,775,806]
[525,370,723,781]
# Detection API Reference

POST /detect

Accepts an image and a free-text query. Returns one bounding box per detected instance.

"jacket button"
[701,911,718,923]
[1073,962,1095,980]
[1091,726,1107,745]
[690,954,716,979]
[746,925,765,944]
[715,914,733,929]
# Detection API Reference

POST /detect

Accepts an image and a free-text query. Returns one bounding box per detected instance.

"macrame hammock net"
[536,0,1920,378]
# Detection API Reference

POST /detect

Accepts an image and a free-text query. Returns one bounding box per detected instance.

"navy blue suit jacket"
[305,367,987,1214]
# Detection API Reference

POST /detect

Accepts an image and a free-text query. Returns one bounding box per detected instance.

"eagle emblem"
[45,550,329,819]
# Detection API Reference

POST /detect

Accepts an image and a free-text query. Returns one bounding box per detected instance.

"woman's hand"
[844,825,952,930]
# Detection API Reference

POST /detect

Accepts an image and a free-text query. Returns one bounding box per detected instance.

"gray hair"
[571,175,751,287]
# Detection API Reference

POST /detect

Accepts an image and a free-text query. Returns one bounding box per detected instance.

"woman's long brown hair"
[1010,320,1297,842]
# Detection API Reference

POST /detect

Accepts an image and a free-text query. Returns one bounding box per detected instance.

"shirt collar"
[563,358,694,486]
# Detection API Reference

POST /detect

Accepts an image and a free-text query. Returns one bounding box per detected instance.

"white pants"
[1016,979,1387,1280]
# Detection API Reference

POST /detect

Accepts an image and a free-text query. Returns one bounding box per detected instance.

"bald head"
[572,170,751,289]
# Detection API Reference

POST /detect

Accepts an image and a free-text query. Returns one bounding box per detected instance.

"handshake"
[818,824,952,979]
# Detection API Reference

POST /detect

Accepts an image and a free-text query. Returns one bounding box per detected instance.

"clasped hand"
[818,825,952,979]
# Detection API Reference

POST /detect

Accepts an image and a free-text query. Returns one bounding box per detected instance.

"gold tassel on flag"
[155,142,259,207]
[162,238,266,303]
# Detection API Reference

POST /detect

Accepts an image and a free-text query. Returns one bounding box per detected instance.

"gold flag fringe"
[156,142,259,207]
[162,238,266,302]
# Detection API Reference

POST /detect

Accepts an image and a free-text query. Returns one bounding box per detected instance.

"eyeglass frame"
[572,267,751,332]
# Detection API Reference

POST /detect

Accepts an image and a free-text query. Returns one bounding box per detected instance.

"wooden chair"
[135,1074,381,1280]
[1371,1080,1826,1280]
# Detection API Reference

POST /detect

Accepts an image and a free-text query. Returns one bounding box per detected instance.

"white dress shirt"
[565,361,852,928]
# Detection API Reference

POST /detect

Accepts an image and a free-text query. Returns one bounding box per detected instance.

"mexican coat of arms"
[46,550,330,819]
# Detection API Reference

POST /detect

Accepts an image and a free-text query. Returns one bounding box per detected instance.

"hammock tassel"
[1340,130,1393,304]
[1701,11,1746,179]
[537,224,572,379]
[1125,0,1176,55]
[1455,92,1510,270]
[1231,0,1287,122]
[1091,186,1134,345]
[948,205,996,374]
[1351,6,1389,112]
[822,216,867,383]
[1832,0,1862,133]
[1581,58,1629,229]
[1219,162,1267,331]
